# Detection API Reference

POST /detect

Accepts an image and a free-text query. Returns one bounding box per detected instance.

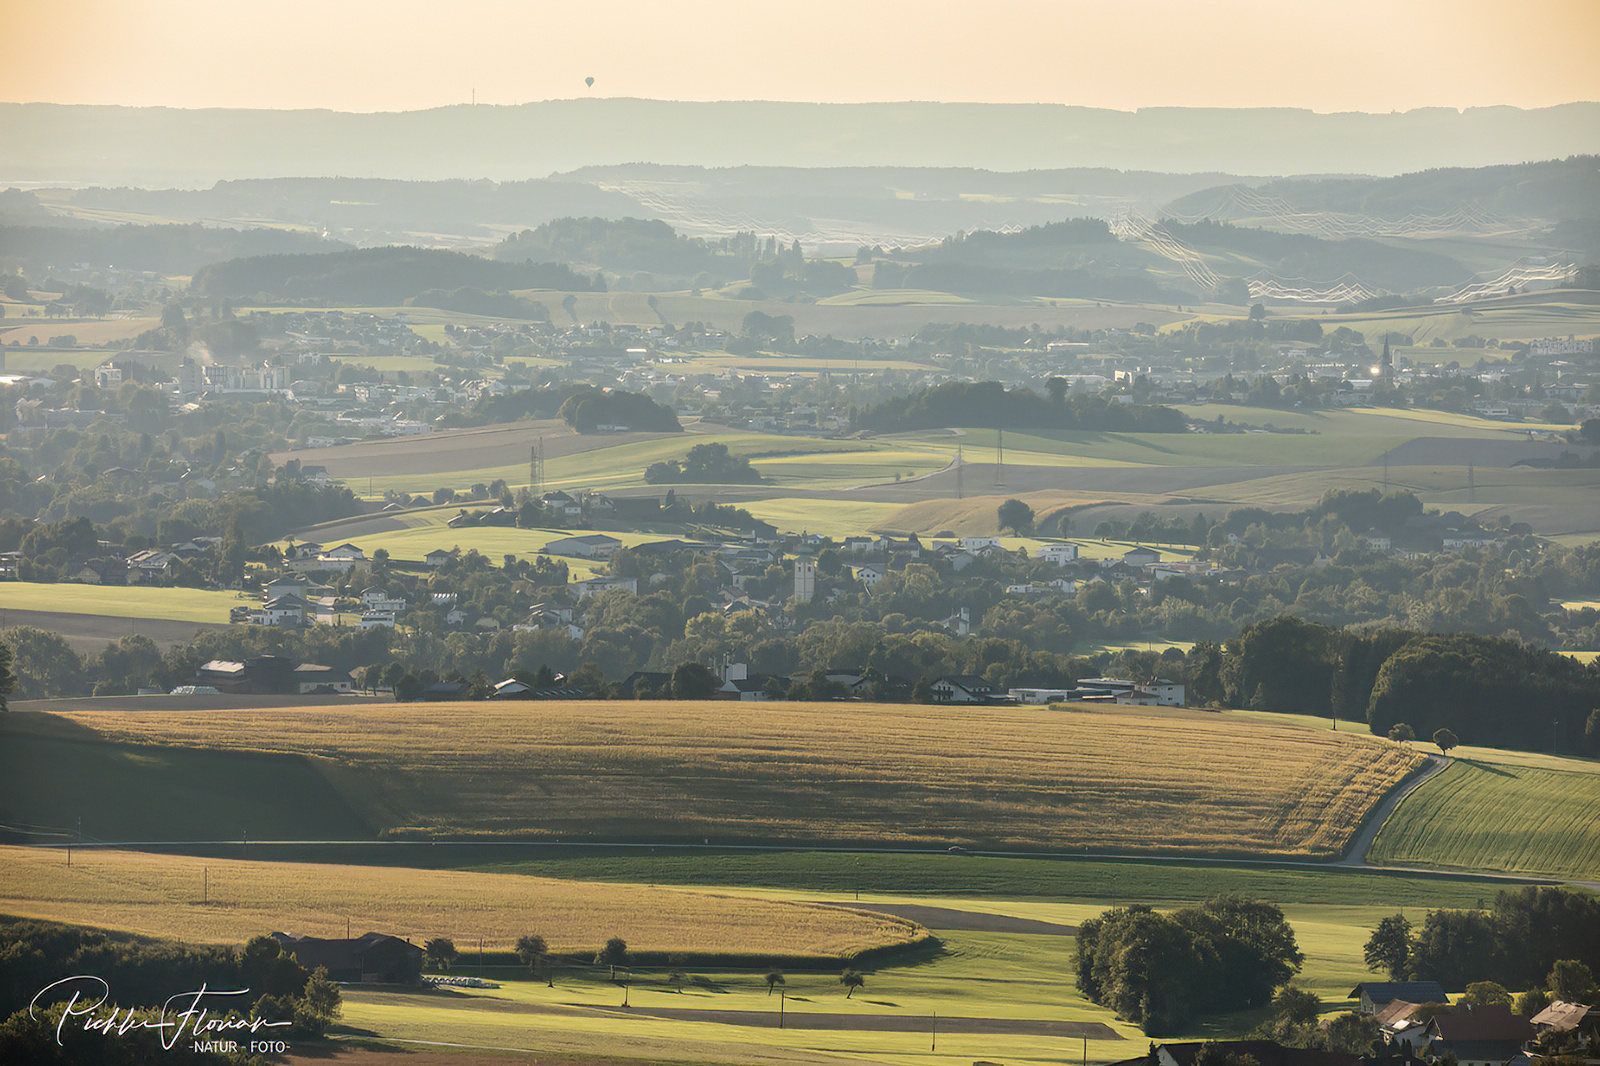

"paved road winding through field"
[1336,753,1449,868]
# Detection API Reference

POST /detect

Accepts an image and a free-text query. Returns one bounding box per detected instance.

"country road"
[1336,753,1450,868]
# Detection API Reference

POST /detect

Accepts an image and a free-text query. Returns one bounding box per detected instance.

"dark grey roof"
[1351,982,1450,1005]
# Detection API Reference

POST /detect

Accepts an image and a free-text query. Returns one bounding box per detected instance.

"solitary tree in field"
[840,968,864,998]
[1363,914,1411,980]
[598,936,630,980]
[765,968,786,996]
[1387,722,1415,743]
[516,933,549,983]
[424,937,458,973]
[1433,727,1459,757]
[997,498,1035,537]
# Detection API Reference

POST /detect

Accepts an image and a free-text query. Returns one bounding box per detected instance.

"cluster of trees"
[190,246,601,305]
[1206,615,1600,753]
[1361,887,1600,993]
[556,385,682,434]
[644,441,764,484]
[854,380,1186,434]
[0,919,341,1058]
[1076,896,1303,1033]
[0,468,360,583]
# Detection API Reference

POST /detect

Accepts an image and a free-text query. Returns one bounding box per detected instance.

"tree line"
[0,917,342,1059]
[1361,886,1600,996]
[1202,615,1600,754]
[190,246,602,305]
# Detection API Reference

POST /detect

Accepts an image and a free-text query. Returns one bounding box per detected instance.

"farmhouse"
[1425,1003,1535,1066]
[260,594,309,627]
[1374,1000,1430,1049]
[930,675,1014,704]
[1122,1041,1362,1066]
[270,932,422,984]
[1073,677,1185,707]
[544,533,623,559]
[294,663,354,694]
[193,655,305,695]
[1350,982,1450,1015]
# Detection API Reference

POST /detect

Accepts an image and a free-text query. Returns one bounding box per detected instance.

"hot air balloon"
[585,77,595,89]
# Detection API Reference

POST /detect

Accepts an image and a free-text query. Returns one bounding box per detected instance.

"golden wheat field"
[0,846,921,957]
[56,702,1422,858]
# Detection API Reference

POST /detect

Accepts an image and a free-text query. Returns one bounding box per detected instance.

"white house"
[571,576,638,599]
[359,610,396,630]
[960,535,1000,552]
[261,595,308,627]
[1035,542,1080,565]
[856,564,887,590]
[540,491,583,519]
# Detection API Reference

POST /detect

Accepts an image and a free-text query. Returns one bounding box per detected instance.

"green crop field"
[44,701,1420,858]
[1366,758,1600,879]
[0,582,246,623]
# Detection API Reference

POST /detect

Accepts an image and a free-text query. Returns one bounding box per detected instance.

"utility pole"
[955,444,963,500]
[994,425,1005,487]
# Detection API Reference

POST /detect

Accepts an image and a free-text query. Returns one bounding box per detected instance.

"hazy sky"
[4,0,1598,113]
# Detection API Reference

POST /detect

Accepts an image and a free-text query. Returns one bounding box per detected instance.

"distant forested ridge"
[1169,156,1600,222]
[190,246,600,304]
[872,218,1184,302]
[855,381,1187,434]
[0,222,346,275]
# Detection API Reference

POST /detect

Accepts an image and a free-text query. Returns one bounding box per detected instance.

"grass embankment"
[1367,758,1600,880]
[49,701,1420,858]
[0,712,373,841]
[0,582,244,623]
[0,846,920,960]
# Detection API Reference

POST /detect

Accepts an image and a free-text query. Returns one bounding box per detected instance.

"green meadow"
[0,582,245,623]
